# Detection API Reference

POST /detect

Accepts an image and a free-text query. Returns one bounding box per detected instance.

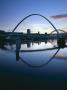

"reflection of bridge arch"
[16,46,60,67]
[12,14,59,35]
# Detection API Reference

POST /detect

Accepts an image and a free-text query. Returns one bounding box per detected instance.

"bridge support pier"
[57,37,66,48]
[16,38,21,61]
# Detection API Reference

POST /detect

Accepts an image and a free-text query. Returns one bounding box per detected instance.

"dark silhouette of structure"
[27,29,31,34]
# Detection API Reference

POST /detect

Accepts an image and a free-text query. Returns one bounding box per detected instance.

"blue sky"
[0,0,67,32]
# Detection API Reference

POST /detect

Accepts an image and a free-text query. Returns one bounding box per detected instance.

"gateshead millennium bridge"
[0,14,67,67]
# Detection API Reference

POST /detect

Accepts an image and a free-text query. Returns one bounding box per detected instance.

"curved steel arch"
[50,29,66,34]
[49,29,67,48]
[12,14,59,35]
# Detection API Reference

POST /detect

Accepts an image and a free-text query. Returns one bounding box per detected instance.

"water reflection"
[0,38,65,67]
[0,39,67,88]
[0,37,67,68]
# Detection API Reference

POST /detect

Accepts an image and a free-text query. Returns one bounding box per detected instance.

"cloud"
[55,55,67,60]
[55,54,67,60]
[51,14,67,19]
[62,27,67,32]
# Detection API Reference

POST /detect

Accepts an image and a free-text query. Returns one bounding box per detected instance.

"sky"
[0,0,67,33]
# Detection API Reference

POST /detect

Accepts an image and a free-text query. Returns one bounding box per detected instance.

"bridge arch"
[50,29,66,34]
[12,14,59,36]
[49,29,67,47]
